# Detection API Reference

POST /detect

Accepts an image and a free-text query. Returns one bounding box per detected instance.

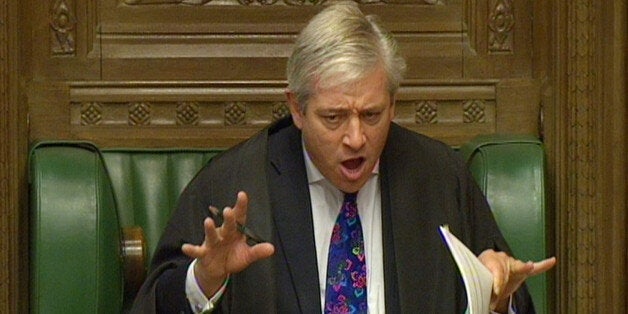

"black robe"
[131,117,535,313]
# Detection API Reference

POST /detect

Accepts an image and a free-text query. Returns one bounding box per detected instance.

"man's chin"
[334,175,370,193]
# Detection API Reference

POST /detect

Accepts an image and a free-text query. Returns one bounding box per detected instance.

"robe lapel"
[267,124,322,313]
[378,166,401,313]
[227,130,278,313]
[379,124,463,312]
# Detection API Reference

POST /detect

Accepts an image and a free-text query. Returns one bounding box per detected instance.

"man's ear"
[389,95,396,120]
[286,90,304,129]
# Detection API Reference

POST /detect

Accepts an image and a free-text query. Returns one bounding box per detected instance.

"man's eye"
[362,111,381,123]
[324,114,340,123]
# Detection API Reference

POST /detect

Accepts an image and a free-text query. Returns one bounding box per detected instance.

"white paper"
[439,225,494,314]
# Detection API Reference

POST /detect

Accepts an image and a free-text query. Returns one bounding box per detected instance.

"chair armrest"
[29,142,124,313]
[122,226,147,302]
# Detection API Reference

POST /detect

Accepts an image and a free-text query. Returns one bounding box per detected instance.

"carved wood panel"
[31,0,99,80]
[27,0,541,148]
[545,1,627,313]
[97,2,465,81]
[463,0,532,78]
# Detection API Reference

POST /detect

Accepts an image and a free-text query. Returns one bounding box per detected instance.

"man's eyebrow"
[316,107,349,114]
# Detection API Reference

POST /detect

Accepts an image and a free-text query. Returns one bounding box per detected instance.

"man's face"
[288,67,395,193]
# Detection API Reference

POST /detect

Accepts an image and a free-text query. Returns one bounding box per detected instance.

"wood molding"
[0,0,9,310]
[118,0,440,6]
[0,0,25,312]
[598,0,627,312]
[555,0,599,311]
[25,80,539,148]
[550,0,627,312]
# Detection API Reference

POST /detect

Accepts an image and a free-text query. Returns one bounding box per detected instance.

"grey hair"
[286,1,407,111]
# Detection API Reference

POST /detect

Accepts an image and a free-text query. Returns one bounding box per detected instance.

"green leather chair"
[29,142,221,313]
[29,135,549,313]
[460,134,550,314]
[30,143,124,313]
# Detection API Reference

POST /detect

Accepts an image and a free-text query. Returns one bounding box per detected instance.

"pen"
[208,206,266,245]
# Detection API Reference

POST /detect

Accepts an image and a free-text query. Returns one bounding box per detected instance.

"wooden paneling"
[463,0,533,78]
[18,0,551,313]
[26,0,543,148]
[1,0,28,312]
[2,0,621,313]
[26,79,540,147]
[98,2,466,80]
[544,0,627,313]
[31,0,100,80]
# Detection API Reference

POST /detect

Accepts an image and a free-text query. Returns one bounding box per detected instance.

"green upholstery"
[29,143,124,314]
[101,149,220,266]
[459,134,549,314]
[29,142,221,313]
[29,135,549,313]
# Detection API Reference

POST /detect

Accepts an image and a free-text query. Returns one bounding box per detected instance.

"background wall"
[0,0,625,312]
[26,0,543,148]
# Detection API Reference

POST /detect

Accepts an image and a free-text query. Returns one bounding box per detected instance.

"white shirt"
[303,148,385,314]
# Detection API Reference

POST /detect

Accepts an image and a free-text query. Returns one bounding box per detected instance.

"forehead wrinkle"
[314,86,389,112]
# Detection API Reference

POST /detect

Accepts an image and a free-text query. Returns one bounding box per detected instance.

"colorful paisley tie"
[324,192,367,314]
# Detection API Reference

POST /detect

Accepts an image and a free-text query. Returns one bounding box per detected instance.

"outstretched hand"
[478,250,556,313]
[181,191,275,297]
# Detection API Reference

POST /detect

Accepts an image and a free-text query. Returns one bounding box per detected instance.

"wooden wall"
[27,0,542,148]
[0,0,625,312]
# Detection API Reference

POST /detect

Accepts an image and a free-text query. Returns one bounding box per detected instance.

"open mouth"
[342,157,364,169]
[341,157,365,174]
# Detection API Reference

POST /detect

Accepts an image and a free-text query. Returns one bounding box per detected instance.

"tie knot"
[341,193,358,217]
[343,192,357,203]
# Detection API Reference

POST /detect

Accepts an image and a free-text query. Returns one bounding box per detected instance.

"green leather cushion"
[460,134,549,314]
[30,143,124,314]
[100,149,221,265]
[30,143,222,312]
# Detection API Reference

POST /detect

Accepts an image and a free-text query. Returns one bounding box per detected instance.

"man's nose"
[343,115,366,150]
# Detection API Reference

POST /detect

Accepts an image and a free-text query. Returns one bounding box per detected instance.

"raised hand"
[181,191,275,297]
[478,249,556,313]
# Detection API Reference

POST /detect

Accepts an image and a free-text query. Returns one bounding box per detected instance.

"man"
[132,2,555,313]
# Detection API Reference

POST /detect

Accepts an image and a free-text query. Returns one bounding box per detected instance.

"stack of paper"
[438,225,494,314]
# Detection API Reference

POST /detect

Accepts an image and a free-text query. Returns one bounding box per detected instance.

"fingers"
[493,255,509,296]
[221,191,249,235]
[480,250,557,305]
[247,242,276,262]
[479,250,509,296]
[480,250,538,296]
[234,191,249,218]
[510,259,534,278]
[529,257,557,276]
[204,216,222,244]
[505,259,533,294]
[182,217,218,259]
[181,243,203,258]
[181,191,275,279]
